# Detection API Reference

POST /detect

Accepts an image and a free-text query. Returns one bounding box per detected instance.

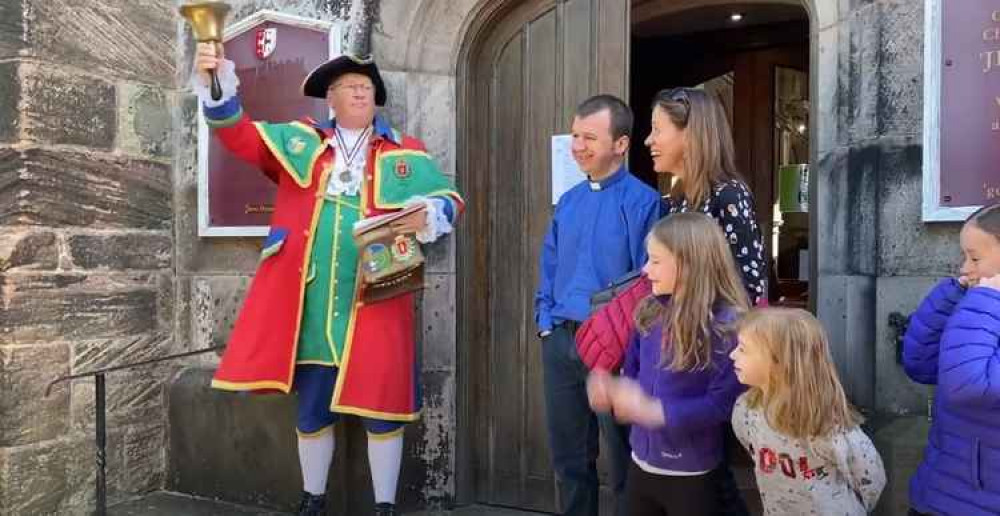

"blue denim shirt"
[534,165,660,332]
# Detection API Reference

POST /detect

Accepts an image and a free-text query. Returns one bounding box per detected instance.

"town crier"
[192,41,463,516]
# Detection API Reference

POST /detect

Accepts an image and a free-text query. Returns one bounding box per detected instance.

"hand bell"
[179,2,231,101]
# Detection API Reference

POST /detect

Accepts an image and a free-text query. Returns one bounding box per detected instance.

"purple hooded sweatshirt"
[623,299,745,473]
[903,278,1000,516]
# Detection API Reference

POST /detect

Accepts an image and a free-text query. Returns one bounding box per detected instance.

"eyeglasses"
[329,83,374,94]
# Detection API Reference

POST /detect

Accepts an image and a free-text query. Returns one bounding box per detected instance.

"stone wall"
[0,0,177,514]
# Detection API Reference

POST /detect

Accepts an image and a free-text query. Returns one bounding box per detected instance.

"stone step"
[109,492,547,516]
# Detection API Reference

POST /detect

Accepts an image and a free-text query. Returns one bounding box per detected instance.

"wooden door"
[457,0,629,512]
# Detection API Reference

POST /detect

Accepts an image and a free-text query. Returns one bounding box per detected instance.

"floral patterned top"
[663,179,768,305]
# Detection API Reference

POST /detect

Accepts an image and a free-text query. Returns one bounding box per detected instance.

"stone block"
[20,63,116,148]
[0,273,168,345]
[878,142,962,277]
[0,229,58,271]
[67,233,173,270]
[842,7,880,146]
[420,273,456,371]
[402,0,480,75]
[174,184,263,274]
[815,147,877,276]
[372,0,423,71]
[122,424,166,493]
[874,276,940,415]
[877,71,921,137]
[0,147,171,229]
[380,70,408,131]
[817,274,876,410]
[118,82,173,160]
[16,0,176,85]
[0,431,127,515]
[166,367,313,511]
[190,275,251,353]
[401,370,456,508]
[877,0,923,74]
[0,61,19,142]
[0,439,70,514]
[69,363,170,433]
[0,0,26,59]
[424,231,456,274]
[69,335,172,432]
[0,343,70,447]
[406,73,456,176]
[814,25,842,155]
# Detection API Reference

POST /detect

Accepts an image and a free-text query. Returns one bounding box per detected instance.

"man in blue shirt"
[535,95,661,516]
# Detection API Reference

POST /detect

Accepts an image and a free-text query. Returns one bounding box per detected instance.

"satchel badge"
[286,136,306,155]
[364,243,392,273]
[392,235,416,262]
[394,159,410,178]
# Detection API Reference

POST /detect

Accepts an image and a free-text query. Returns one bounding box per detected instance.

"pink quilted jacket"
[575,276,652,371]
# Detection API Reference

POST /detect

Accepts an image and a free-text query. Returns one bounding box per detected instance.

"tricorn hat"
[301,54,387,106]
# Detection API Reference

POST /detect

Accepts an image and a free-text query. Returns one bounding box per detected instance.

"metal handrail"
[45,345,224,516]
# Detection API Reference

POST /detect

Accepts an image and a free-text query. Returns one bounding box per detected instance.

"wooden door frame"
[454,0,560,506]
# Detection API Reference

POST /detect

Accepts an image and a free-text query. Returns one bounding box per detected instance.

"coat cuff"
[192,58,240,109]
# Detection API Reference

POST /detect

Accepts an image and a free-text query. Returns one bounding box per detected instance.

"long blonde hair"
[635,213,749,370]
[652,88,741,208]
[738,308,862,439]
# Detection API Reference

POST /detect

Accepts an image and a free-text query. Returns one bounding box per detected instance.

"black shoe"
[374,502,397,516]
[297,491,326,516]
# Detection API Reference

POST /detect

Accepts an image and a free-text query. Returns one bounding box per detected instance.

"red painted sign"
[207,21,330,230]
[940,3,1000,207]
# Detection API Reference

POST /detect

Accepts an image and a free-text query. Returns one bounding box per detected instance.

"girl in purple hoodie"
[588,212,749,515]
[903,203,1000,516]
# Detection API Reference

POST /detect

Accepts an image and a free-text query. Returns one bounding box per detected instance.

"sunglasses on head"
[663,87,691,107]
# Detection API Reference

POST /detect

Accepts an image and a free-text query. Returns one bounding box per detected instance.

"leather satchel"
[353,205,426,303]
[589,268,642,314]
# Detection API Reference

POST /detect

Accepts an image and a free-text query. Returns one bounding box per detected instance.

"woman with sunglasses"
[577,87,767,515]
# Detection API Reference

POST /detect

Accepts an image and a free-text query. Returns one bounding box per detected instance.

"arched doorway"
[455,0,820,512]
[455,1,630,511]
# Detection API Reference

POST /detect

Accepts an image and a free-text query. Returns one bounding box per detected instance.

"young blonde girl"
[729,308,885,515]
[588,212,749,515]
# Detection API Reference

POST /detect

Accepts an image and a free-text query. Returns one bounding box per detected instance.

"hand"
[958,275,975,288]
[193,41,224,87]
[977,275,1000,292]
[389,207,428,235]
[607,377,665,428]
[587,370,613,413]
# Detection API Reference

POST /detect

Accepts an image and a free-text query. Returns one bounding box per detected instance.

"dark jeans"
[627,461,723,516]
[542,322,631,516]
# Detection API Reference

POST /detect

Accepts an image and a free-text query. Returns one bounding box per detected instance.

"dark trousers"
[542,322,631,516]
[627,461,723,516]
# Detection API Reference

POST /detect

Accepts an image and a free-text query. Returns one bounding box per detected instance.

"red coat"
[206,109,461,422]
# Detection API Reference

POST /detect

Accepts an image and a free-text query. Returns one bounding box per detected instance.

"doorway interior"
[631,1,812,309]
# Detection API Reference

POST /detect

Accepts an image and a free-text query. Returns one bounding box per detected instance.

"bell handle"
[210,69,222,101]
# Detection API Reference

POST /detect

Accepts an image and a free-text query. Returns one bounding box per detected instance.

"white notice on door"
[551,134,587,205]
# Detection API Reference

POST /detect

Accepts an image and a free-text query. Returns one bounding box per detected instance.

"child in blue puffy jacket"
[903,202,1000,516]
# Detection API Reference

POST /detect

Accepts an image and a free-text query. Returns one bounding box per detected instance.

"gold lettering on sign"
[982,50,1000,72]
[986,183,1000,200]
[244,203,275,214]
[994,10,1000,23]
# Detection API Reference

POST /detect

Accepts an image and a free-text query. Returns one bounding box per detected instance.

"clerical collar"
[587,164,628,191]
